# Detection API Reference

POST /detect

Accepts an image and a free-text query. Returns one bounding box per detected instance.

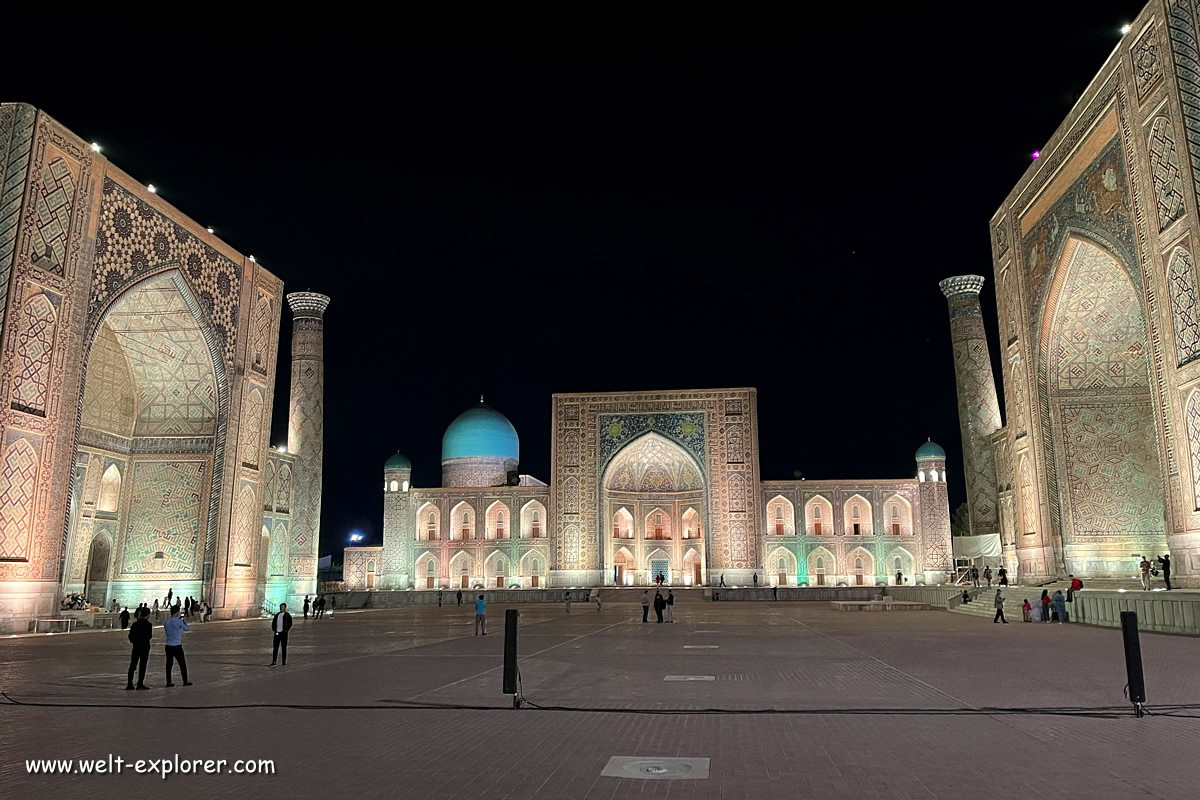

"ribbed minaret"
[939,275,1002,537]
[286,292,330,596]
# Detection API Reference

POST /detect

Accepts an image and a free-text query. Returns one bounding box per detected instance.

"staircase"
[948,576,1142,621]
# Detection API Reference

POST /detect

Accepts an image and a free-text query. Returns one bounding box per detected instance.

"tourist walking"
[163,607,191,687]
[329,596,335,617]
[1039,590,1052,623]
[1158,554,1172,590]
[125,607,152,690]
[595,591,602,612]
[641,591,650,623]
[992,589,1008,623]
[270,603,292,666]
[474,594,487,635]
[166,588,173,607]
[984,566,993,587]
[665,590,675,623]
[1140,557,1152,590]
[456,590,463,606]
[119,606,130,630]
[1053,590,1068,624]
[970,566,980,587]
[438,590,443,607]
[1022,598,1032,622]
[564,591,571,613]
[998,566,1008,587]
[303,595,310,619]
[772,585,778,601]
[653,591,665,623]
[316,595,325,618]
[719,574,726,588]
[152,599,160,620]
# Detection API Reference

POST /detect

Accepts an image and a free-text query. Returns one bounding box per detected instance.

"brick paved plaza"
[1,596,1197,799]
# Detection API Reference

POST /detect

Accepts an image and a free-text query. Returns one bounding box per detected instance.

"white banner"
[951,534,1003,559]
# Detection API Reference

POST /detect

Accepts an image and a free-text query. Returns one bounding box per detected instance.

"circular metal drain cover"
[601,756,710,780]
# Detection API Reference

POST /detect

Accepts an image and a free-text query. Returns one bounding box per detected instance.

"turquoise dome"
[442,403,519,462]
[384,451,411,470]
[915,439,945,460]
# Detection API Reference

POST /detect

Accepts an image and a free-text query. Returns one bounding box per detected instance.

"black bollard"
[503,608,520,706]
[1120,610,1147,717]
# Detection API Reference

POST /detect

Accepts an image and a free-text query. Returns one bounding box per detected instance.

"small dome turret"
[915,439,946,461]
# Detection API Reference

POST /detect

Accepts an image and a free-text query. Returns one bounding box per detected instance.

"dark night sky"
[4,4,1146,554]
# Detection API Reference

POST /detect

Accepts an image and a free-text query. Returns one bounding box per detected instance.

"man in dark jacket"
[270,603,293,666]
[126,607,152,690]
[119,607,130,630]
[1158,554,1172,590]
[653,591,665,623]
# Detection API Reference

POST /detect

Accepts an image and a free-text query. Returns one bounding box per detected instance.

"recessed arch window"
[389,480,398,492]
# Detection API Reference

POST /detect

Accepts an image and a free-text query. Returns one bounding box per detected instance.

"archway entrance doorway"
[601,433,707,586]
[1042,238,1168,575]
[64,271,224,607]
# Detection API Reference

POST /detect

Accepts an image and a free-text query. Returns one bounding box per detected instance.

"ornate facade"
[344,389,952,590]
[0,104,323,631]
[967,0,1200,585]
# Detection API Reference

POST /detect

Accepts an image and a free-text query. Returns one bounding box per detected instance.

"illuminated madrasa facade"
[0,104,326,632]
[343,389,953,591]
[951,0,1200,586]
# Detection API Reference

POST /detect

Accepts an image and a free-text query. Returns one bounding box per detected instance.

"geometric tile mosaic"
[121,460,204,576]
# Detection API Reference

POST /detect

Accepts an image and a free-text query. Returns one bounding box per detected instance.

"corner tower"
[915,440,953,580]
[939,275,1002,537]
[286,291,330,601]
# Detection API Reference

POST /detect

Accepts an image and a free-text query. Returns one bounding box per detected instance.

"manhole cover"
[601,756,710,781]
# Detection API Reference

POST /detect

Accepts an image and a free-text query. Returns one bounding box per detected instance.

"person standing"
[895,570,903,586]
[1022,598,1032,622]
[641,591,650,623]
[125,607,152,690]
[665,590,675,623]
[1158,554,1172,590]
[438,590,443,607]
[316,595,325,618]
[163,607,191,687]
[1053,590,1068,624]
[303,595,310,619]
[270,603,292,666]
[992,590,1008,623]
[329,596,336,618]
[204,601,212,622]
[998,567,1008,587]
[983,566,993,588]
[653,591,665,623]
[970,566,980,588]
[119,606,130,630]
[456,590,463,607]
[474,594,487,635]
[596,592,602,613]
[152,598,160,620]
[753,573,759,588]
[564,591,572,613]
[1139,557,1152,591]
[772,585,778,601]
[1040,590,1052,623]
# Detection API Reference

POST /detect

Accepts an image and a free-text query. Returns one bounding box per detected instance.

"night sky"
[6,3,1145,555]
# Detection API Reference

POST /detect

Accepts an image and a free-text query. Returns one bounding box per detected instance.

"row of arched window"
[764,494,914,536]
[416,502,545,541]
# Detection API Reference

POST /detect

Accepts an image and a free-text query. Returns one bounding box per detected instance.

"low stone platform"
[830,599,932,611]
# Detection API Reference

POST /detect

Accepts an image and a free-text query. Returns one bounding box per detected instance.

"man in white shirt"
[270,603,293,667]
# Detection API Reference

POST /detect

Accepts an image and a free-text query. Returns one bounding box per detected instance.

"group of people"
[1138,554,1173,590]
[968,565,1009,588]
[641,589,675,623]
[124,601,296,690]
[977,575,1084,624]
[302,594,334,618]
